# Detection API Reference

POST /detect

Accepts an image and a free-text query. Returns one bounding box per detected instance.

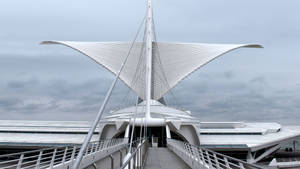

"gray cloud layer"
[0,0,300,124]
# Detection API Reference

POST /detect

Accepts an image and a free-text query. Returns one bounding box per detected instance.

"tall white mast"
[145,0,153,119]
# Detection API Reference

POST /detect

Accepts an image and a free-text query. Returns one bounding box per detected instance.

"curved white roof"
[41,41,262,100]
[104,100,194,121]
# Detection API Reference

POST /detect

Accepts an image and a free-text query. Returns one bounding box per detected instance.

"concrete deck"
[144,147,191,169]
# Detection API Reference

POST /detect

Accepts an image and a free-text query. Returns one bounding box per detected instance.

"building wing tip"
[245,44,264,48]
[40,41,61,45]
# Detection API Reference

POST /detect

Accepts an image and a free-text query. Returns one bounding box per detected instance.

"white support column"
[246,150,254,163]
[166,125,171,139]
[145,0,153,119]
[125,124,130,138]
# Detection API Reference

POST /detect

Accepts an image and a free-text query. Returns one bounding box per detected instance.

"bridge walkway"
[144,147,191,169]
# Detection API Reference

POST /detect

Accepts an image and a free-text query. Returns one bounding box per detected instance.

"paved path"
[144,147,191,169]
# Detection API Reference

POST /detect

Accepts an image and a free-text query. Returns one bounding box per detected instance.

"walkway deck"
[144,147,191,169]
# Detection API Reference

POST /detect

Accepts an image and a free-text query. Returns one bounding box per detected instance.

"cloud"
[7,78,39,89]
[170,72,300,124]
[223,71,235,79]
[0,97,22,111]
[250,76,267,85]
[0,69,299,125]
[0,75,136,120]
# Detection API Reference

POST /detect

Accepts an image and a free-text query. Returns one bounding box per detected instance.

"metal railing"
[120,139,148,169]
[0,138,126,169]
[167,139,264,169]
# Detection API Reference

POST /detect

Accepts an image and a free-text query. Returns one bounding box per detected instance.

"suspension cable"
[139,102,145,141]
[72,13,146,169]
[152,16,181,107]
[128,96,139,152]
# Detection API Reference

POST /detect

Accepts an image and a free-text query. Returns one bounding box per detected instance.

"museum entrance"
[128,126,167,147]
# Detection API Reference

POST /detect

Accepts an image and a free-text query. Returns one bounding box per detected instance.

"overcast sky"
[0,0,299,124]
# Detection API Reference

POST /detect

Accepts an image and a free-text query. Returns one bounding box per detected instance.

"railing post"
[102,140,106,149]
[99,141,103,151]
[91,143,95,153]
[107,139,110,148]
[190,146,195,167]
[199,148,205,165]
[85,144,89,155]
[188,144,192,158]
[50,148,57,168]
[62,147,68,163]
[94,142,97,152]
[205,150,213,168]
[190,144,193,156]
[104,140,107,149]
[35,151,43,169]
[224,157,230,169]
[16,153,24,169]
[183,142,188,156]
[239,162,245,169]
[213,153,220,169]
[96,142,99,151]
[90,143,92,153]
[194,147,199,161]
[97,141,101,151]
[71,146,77,164]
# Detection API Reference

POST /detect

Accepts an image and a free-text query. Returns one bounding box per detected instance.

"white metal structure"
[41,42,262,102]
[145,0,153,119]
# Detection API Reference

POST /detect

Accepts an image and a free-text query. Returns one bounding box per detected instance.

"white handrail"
[167,139,264,169]
[0,138,126,169]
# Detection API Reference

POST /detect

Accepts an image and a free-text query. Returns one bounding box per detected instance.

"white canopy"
[41,41,262,100]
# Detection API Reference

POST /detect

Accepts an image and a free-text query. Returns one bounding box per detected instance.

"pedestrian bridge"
[0,138,263,169]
